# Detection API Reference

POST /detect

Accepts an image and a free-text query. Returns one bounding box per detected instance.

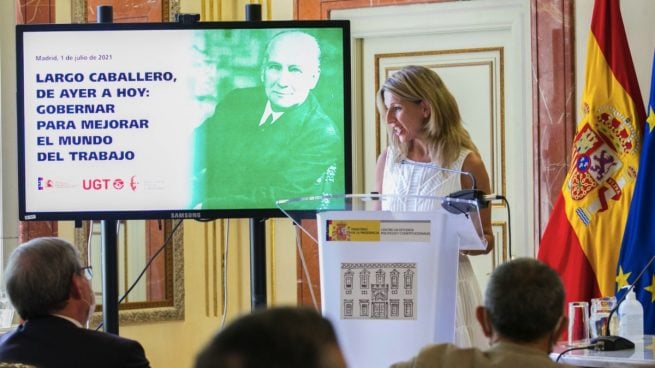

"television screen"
[16,20,351,221]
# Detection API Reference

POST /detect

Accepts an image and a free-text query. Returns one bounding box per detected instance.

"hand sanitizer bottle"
[618,288,644,339]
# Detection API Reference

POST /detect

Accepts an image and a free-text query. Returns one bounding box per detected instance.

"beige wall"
[120,219,293,368]
[133,218,300,367]
[182,0,293,21]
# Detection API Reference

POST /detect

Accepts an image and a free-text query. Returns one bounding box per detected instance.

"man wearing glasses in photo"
[0,237,150,367]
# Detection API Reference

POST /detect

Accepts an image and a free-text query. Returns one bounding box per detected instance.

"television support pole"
[249,217,267,309]
[245,3,267,310]
[97,4,120,335]
[101,219,119,334]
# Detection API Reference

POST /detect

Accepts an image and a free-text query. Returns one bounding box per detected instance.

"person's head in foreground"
[391,258,568,368]
[477,257,566,350]
[194,306,347,368]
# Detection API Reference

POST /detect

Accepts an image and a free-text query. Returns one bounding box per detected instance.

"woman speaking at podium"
[375,65,494,350]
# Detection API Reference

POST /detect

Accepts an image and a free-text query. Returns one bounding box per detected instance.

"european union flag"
[618,51,655,334]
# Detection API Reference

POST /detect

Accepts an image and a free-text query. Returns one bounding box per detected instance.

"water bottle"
[618,288,644,339]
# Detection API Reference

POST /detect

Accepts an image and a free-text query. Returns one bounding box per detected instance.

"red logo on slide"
[37,177,56,190]
[82,178,125,191]
[113,179,124,190]
[129,176,139,191]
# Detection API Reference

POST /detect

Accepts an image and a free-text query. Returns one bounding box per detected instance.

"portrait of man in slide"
[190,28,346,210]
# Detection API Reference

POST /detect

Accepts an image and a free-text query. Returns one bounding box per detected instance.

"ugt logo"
[82,178,126,191]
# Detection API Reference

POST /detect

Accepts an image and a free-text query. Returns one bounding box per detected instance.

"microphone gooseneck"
[441,189,502,214]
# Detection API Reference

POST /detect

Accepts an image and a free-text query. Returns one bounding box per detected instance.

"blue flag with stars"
[618,51,655,334]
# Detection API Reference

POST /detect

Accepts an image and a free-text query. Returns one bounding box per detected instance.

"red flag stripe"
[538,196,601,307]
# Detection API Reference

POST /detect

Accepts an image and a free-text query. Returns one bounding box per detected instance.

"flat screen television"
[16,20,352,221]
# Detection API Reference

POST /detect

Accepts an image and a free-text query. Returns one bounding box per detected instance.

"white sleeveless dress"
[382,146,488,350]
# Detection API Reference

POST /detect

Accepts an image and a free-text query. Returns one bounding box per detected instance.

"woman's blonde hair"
[376,65,478,166]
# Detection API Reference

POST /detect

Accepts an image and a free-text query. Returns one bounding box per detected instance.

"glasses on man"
[78,266,93,280]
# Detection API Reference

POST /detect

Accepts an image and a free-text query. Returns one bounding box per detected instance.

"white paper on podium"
[317,210,460,368]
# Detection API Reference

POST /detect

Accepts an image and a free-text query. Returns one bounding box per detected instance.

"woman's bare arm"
[460,152,494,254]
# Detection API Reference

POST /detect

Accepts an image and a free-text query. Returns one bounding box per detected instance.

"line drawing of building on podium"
[340,262,417,320]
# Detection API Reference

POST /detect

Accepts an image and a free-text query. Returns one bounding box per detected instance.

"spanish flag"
[617,51,655,334]
[538,0,645,312]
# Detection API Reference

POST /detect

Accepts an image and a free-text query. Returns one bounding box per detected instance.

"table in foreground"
[550,335,655,367]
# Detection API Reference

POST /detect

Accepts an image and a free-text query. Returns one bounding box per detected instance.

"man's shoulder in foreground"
[390,342,572,368]
[0,316,149,368]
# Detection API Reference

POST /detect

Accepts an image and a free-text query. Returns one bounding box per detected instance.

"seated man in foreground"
[195,306,347,368]
[391,258,572,367]
[0,237,150,368]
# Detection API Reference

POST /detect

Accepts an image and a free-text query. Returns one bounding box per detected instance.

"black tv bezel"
[16,20,352,221]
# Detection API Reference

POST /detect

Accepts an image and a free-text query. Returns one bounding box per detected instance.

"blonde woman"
[375,65,494,349]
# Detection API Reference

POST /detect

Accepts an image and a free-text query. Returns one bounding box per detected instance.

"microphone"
[441,189,501,214]
[591,254,655,351]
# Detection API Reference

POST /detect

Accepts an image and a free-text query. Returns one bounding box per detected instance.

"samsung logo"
[170,212,201,219]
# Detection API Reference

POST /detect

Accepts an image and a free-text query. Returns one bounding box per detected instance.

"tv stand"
[250,217,267,308]
[101,219,120,334]
[246,3,267,310]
